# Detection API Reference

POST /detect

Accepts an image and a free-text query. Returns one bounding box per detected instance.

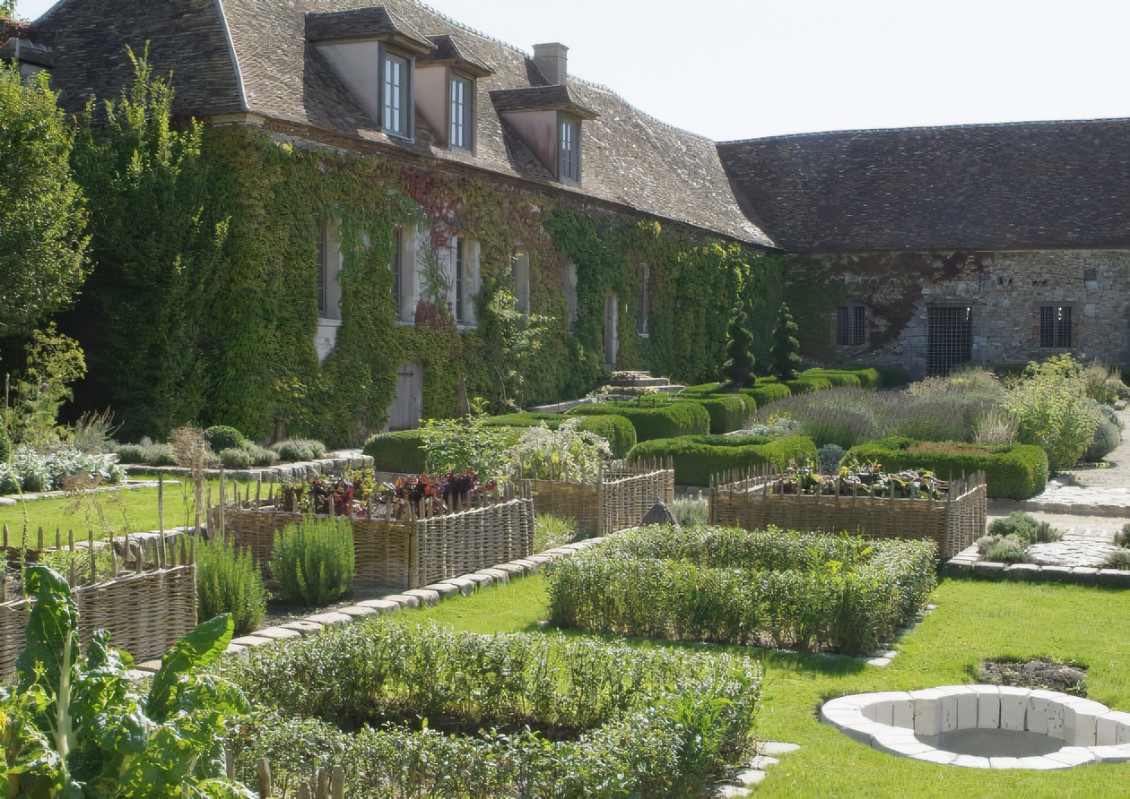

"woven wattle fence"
[0,526,197,677]
[212,484,534,591]
[522,459,675,537]
[708,468,987,558]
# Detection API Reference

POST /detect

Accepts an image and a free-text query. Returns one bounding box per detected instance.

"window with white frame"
[512,250,530,315]
[390,228,417,323]
[316,218,329,317]
[315,217,342,321]
[563,260,578,328]
[558,116,580,182]
[382,51,410,137]
[835,304,866,346]
[1039,305,1073,348]
[451,236,479,326]
[450,74,472,150]
[637,265,649,335]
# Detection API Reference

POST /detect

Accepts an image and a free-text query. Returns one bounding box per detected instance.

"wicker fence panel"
[601,467,674,535]
[412,497,534,586]
[0,562,197,678]
[523,461,674,537]
[709,471,986,558]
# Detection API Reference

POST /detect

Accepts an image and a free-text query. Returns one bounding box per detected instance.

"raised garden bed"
[219,617,762,797]
[211,476,533,590]
[522,460,674,537]
[709,467,987,559]
[546,524,936,655]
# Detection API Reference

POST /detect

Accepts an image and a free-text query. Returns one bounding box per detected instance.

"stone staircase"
[605,370,685,395]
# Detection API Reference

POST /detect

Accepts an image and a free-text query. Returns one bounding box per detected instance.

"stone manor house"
[8,0,1129,436]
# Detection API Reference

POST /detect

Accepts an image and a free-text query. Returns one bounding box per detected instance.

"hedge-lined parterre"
[218,618,762,798]
[546,524,937,656]
[627,434,818,486]
[567,399,710,442]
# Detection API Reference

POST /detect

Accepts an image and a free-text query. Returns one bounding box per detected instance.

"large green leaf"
[145,614,234,723]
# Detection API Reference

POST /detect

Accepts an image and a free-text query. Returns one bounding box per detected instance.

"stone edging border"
[943,554,1130,587]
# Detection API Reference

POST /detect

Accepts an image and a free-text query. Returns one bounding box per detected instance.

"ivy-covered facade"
[32,0,781,445]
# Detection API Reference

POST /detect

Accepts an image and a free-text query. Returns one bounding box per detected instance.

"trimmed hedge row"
[568,400,710,442]
[220,618,761,798]
[481,411,637,458]
[679,394,751,434]
[361,429,427,473]
[546,524,937,656]
[845,436,1049,500]
[627,434,818,486]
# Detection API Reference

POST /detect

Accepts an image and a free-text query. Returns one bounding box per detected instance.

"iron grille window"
[382,53,409,136]
[926,305,973,376]
[450,75,471,149]
[835,305,865,345]
[1040,306,1072,348]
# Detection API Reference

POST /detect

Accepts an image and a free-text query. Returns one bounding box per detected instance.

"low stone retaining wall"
[124,451,372,483]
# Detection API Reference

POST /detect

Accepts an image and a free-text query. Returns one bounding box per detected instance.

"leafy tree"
[722,304,756,389]
[9,323,86,449]
[0,63,88,338]
[770,301,801,380]
[68,47,225,439]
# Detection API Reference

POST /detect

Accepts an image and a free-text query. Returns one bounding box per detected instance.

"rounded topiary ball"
[204,425,247,454]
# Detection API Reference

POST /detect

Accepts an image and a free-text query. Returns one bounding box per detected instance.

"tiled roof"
[419,34,492,78]
[34,0,770,245]
[718,119,1130,252]
[490,85,597,119]
[305,7,433,53]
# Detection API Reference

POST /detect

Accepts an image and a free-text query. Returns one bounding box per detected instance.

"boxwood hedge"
[679,394,750,434]
[219,618,761,798]
[568,400,710,442]
[361,429,426,473]
[627,434,818,486]
[546,524,937,656]
[845,436,1049,499]
[741,381,792,408]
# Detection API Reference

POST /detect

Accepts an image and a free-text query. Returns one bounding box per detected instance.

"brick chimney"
[532,42,568,85]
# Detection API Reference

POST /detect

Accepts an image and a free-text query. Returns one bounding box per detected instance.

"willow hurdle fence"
[210,478,534,590]
[709,467,987,558]
[521,458,675,537]
[0,523,196,676]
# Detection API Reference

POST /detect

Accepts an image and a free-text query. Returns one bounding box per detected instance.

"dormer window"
[307,8,435,142]
[490,85,597,185]
[558,115,580,182]
[450,74,472,149]
[382,51,410,137]
[415,35,491,152]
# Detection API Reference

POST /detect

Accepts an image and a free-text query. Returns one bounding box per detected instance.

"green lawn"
[0,474,257,544]
[403,574,1130,799]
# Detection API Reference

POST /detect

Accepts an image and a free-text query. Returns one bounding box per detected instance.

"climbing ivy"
[63,51,781,446]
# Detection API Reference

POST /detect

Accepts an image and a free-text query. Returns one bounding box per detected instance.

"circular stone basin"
[821,686,1130,769]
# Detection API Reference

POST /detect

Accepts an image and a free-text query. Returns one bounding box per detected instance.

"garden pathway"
[985,405,1130,567]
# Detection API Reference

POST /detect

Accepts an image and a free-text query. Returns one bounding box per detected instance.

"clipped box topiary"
[362,430,427,473]
[204,425,247,453]
[628,434,818,486]
[680,394,751,434]
[568,399,710,442]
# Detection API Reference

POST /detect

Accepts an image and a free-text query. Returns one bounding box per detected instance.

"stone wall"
[797,249,1130,377]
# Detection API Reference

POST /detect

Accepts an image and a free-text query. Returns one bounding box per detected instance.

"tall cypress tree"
[722,304,756,389]
[770,302,801,380]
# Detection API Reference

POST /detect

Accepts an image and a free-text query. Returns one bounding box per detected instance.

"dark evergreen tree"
[770,302,801,380]
[722,304,756,388]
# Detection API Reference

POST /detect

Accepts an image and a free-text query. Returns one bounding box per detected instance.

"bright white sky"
[16,0,1130,140]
